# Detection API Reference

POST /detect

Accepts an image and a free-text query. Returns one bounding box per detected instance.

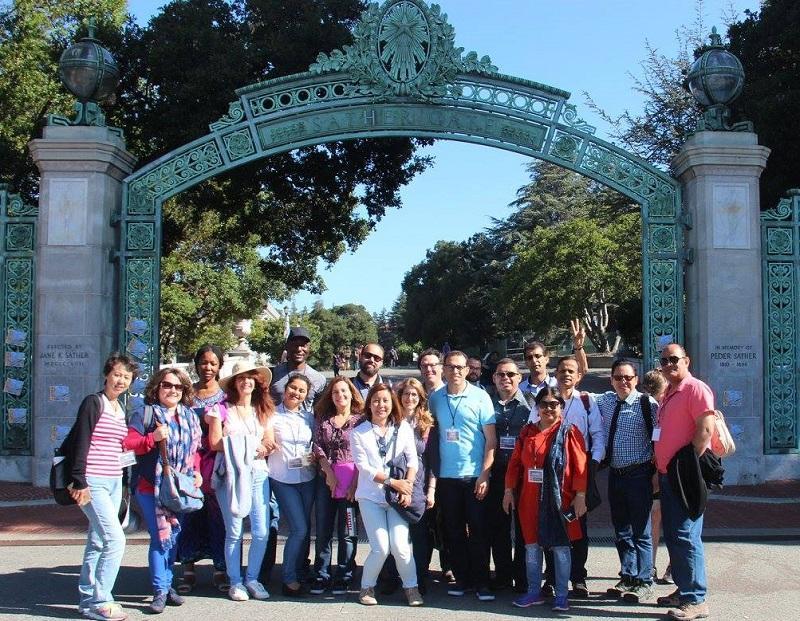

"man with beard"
[467,357,486,390]
[352,343,391,398]
[270,327,327,409]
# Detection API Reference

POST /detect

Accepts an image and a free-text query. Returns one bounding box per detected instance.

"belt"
[610,461,653,477]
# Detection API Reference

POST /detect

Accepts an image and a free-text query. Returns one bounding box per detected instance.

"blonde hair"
[395,377,434,436]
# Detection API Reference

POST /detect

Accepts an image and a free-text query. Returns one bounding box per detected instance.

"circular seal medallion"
[377,1,431,83]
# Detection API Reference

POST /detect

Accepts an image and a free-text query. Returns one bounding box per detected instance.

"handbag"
[710,410,736,458]
[332,462,357,499]
[384,430,425,524]
[158,439,204,513]
[50,455,75,506]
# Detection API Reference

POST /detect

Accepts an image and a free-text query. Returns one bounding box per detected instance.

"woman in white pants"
[351,383,423,607]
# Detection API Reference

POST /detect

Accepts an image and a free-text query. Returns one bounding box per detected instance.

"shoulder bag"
[158,438,204,513]
[385,428,425,524]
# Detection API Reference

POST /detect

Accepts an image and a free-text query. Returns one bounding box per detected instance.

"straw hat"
[219,360,272,393]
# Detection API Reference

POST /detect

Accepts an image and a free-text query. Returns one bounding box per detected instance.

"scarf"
[538,420,572,549]
[151,403,201,550]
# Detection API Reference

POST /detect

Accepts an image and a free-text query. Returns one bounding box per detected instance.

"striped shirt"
[85,395,127,477]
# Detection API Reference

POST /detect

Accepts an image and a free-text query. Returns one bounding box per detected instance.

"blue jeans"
[313,476,358,581]
[270,478,315,584]
[217,469,270,585]
[659,473,707,604]
[526,543,570,599]
[609,465,654,583]
[79,476,126,611]
[137,491,185,594]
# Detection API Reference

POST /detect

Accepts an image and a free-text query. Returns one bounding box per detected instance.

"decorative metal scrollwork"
[0,185,37,454]
[760,190,800,452]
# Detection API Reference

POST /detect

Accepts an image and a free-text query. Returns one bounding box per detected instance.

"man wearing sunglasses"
[652,344,715,621]
[582,360,659,604]
[352,343,391,399]
[486,359,530,593]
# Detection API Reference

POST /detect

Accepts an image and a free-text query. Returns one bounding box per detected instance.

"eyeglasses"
[660,355,686,366]
[444,364,467,373]
[612,374,636,382]
[362,351,383,362]
[420,362,442,369]
[494,371,519,378]
[468,365,482,371]
[160,380,184,392]
[538,400,561,410]
[525,353,546,360]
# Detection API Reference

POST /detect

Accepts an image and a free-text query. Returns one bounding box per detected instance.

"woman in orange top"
[503,386,588,613]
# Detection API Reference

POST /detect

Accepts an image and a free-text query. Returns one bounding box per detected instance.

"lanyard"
[278,404,310,455]
[446,390,466,428]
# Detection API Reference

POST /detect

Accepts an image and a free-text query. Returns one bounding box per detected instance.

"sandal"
[177,567,196,594]
[213,570,230,592]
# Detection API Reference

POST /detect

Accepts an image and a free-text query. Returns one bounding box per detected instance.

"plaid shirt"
[595,389,659,469]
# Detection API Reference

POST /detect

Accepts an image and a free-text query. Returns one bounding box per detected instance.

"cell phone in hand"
[562,508,577,522]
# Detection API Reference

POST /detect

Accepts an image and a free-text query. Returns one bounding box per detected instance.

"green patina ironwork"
[119,0,684,378]
[0,184,37,454]
[760,189,800,454]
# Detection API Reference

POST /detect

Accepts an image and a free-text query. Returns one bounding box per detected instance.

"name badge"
[499,435,516,451]
[119,450,137,468]
[289,453,312,469]
[652,427,662,442]
[528,468,543,483]
[446,428,460,442]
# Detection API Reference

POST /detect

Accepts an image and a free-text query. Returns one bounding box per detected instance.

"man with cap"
[270,327,327,410]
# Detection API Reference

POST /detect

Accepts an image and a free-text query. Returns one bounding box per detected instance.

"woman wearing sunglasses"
[124,368,202,614]
[502,386,588,613]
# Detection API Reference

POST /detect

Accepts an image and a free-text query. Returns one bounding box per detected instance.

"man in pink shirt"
[653,344,715,621]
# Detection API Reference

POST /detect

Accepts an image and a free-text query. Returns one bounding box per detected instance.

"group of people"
[66,325,715,621]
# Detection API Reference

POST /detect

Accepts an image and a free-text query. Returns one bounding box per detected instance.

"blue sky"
[128,0,762,315]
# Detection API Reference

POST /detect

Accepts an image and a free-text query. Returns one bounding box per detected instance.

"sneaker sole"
[447,590,465,596]
[476,595,496,601]
[309,589,326,595]
[331,589,348,595]
[512,600,545,608]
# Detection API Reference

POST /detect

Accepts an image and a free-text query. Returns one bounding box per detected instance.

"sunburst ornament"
[378,1,431,83]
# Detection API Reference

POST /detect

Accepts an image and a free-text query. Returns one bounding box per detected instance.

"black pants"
[486,470,526,589]
[544,513,588,585]
[438,477,490,589]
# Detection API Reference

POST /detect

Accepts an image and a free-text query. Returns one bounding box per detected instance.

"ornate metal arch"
[118,0,684,379]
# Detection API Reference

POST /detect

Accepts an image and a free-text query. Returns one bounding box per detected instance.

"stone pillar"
[673,131,770,484]
[27,126,136,486]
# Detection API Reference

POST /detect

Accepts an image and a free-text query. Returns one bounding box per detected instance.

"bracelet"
[574,346,584,351]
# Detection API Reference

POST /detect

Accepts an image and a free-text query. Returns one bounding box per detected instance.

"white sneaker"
[228,583,250,601]
[245,580,270,600]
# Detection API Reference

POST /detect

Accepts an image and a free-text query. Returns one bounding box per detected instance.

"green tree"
[307,303,377,369]
[502,214,642,353]
[0,0,126,196]
[728,0,800,208]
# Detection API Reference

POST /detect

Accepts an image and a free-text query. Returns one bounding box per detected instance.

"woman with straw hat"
[207,360,275,602]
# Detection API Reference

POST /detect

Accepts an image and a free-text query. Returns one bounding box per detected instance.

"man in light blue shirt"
[429,350,496,602]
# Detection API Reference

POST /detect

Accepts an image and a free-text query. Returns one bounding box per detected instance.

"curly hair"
[394,377,434,435]
[144,368,194,407]
[225,371,275,425]
[364,383,404,426]
[314,376,365,420]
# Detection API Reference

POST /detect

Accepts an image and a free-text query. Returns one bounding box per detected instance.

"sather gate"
[117,0,684,388]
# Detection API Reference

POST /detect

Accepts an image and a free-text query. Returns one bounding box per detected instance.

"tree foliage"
[728,0,800,208]
[503,215,641,353]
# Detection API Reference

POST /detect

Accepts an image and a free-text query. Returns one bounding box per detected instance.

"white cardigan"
[351,419,418,506]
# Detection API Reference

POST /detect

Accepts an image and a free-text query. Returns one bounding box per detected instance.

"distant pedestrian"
[68,353,137,621]
[332,354,341,377]
[441,341,451,356]
[389,347,399,368]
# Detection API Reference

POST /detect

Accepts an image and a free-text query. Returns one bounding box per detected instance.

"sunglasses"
[538,400,561,410]
[160,380,184,392]
[612,374,636,382]
[494,371,519,378]
[660,355,686,366]
[362,352,383,362]
[444,364,467,373]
